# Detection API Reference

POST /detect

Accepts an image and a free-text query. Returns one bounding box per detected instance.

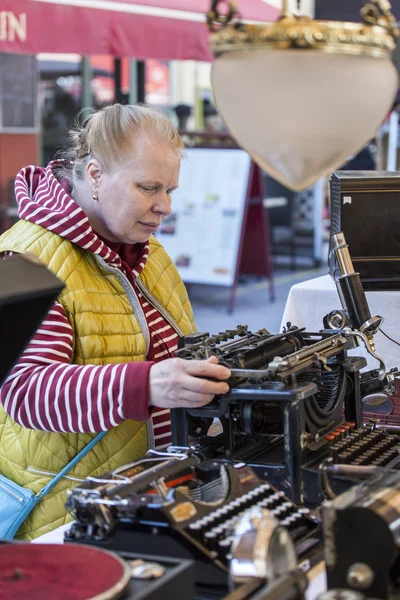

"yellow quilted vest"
[0,220,196,540]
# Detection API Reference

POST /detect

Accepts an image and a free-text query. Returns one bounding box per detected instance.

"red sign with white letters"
[0,0,279,60]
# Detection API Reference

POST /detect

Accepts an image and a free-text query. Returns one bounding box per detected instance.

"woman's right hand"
[149,355,231,409]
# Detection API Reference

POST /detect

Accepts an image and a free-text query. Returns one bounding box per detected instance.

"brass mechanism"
[361,0,399,38]
[206,0,239,33]
[206,0,398,58]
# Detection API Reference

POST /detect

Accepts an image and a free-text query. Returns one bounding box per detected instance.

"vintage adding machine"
[65,449,320,597]
[171,233,400,504]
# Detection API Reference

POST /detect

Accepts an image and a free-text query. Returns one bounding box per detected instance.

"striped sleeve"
[0,302,153,432]
[136,290,180,450]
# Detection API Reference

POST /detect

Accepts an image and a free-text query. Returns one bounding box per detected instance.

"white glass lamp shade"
[212,49,398,190]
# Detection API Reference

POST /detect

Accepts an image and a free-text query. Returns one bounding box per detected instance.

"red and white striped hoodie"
[0,162,180,449]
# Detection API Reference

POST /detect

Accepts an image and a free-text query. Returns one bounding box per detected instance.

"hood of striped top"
[14,161,130,270]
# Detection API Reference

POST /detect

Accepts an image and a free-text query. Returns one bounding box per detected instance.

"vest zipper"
[134,278,184,338]
[95,256,151,355]
[94,255,155,451]
[0,481,24,503]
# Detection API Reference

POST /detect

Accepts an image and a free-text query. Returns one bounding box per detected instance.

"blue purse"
[0,430,106,539]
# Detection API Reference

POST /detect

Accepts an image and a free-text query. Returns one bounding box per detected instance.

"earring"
[93,191,98,201]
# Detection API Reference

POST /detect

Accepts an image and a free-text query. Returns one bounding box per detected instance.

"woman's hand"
[149,355,231,409]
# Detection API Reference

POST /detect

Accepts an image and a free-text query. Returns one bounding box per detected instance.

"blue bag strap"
[36,430,107,499]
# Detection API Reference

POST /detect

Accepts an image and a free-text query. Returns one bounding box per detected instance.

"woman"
[0,104,230,540]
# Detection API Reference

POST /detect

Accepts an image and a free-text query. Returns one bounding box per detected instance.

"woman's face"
[89,132,181,244]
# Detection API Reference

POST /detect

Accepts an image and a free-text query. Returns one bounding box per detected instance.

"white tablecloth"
[281,274,400,372]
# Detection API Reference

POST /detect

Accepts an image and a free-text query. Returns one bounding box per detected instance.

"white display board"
[156,148,252,286]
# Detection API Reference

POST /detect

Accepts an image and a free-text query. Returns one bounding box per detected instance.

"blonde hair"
[58,103,184,186]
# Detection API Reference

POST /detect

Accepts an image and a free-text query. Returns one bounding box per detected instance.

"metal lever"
[344,329,386,381]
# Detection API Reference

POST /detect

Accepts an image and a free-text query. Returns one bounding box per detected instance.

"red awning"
[0,0,280,61]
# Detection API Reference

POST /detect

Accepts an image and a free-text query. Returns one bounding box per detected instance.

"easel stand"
[229,161,275,313]
[155,136,275,314]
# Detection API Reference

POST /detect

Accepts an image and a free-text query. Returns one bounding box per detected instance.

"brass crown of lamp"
[207,0,399,191]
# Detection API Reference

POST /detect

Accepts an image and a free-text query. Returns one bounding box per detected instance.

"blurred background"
[1,0,400,334]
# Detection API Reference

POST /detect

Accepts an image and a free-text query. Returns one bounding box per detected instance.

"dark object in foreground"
[324,470,400,600]
[0,253,64,385]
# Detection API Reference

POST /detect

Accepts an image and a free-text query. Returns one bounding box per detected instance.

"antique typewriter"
[65,232,400,599]
[65,450,321,596]
[170,233,400,504]
[172,327,400,504]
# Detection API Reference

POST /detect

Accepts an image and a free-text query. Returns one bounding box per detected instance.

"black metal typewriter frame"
[172,347,365,505]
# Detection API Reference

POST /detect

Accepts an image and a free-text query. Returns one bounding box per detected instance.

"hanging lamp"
[208,0,399,191]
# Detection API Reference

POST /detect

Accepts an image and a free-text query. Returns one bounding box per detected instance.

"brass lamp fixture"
[208,1,399,191]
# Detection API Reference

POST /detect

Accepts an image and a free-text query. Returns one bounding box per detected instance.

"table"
[281,274,400,372]
[30,275,395,598]
[33,523,326,599]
